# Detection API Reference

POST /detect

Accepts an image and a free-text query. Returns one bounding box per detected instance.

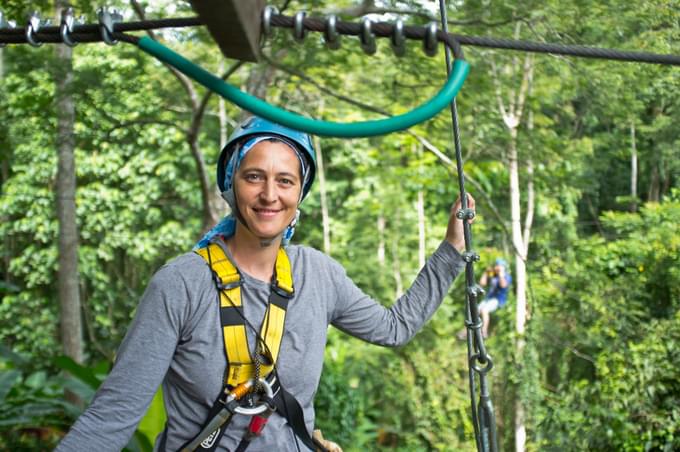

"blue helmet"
[494,258,508,268]
[216,116,317,200]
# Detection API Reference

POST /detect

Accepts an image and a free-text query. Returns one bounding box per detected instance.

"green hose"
[138,36,469,138]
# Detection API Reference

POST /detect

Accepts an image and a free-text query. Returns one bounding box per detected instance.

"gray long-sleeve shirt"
[56,241,464,451]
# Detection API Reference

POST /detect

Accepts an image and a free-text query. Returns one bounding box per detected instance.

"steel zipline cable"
[1,12,679,65]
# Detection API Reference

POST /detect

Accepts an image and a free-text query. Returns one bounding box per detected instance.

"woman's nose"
[260,180,277,202]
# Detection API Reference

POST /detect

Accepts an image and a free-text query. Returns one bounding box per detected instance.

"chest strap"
[195,241,294,387]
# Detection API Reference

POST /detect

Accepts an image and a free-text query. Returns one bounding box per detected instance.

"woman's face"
[233,140,302,241]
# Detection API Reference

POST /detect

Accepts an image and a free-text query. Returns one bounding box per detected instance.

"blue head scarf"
[195,135,311,249]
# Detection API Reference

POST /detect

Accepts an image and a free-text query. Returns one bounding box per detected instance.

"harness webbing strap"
[195,243,294,387]
[188,241,325,451]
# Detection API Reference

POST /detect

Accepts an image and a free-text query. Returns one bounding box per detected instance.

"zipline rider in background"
[56,116,475,452]
[478,258,511,338]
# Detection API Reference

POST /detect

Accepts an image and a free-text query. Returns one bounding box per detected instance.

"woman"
[57,116,473,451]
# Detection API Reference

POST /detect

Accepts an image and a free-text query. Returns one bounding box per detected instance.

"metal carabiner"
[60,8,78,47]
[26,12,42,47]
[233,378,275,416]
[424,22,438,57]
[390,19,406,57]
[324,14,341,50]
[293,11,306,42]
[97,7,122,46]
[261,5,277,38]
[360,17,376,55]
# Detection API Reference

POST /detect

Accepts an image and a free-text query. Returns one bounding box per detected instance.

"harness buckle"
[271,282,294,299]
[214,273,241,291]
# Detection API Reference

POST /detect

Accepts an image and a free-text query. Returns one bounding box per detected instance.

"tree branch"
[129,0,199,110]
[104,119,188,142]
[193,61,245,133]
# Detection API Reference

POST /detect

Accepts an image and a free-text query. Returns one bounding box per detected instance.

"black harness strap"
[273,385,326,452]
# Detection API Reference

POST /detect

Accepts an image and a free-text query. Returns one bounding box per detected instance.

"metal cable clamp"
[390,19,406,57]
[26,12,44,47]
[97,7,122,45]
[293,11,306,42]
[423,22,438,56]
[359,17,376,55]
[60,8,79,47]
[0,12,16,48]
[261,6,277,38]
[324,14,341,50]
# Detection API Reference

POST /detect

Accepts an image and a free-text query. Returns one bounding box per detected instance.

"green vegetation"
[0,0,678,450]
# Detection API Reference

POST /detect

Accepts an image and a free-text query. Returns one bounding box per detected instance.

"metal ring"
[360,17,376,55]
[424,22,438,57]
[261,5,277,37]
[293,11,306,42]
[60,8,78,47]
[470,353,494,375]
[324,15,341,50]
[97,7,122,46]
[233,378,275,416]
[26,12,42,47]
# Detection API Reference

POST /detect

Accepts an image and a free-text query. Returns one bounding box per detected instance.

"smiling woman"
[55,116,473,452]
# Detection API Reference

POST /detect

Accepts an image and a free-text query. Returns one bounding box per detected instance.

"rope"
[1,13,678,66]
[437,0,498,449]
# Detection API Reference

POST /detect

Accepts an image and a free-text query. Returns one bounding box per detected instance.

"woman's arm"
[329,195,473,346]
[56,263,189,451]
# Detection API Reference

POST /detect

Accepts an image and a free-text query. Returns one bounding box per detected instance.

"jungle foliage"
[0,0,678,451]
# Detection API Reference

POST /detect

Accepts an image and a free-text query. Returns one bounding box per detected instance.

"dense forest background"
[0,0,678,451]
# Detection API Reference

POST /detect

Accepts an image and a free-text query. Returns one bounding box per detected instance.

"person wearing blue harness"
[57,116,474,451]
[478,258,512,338]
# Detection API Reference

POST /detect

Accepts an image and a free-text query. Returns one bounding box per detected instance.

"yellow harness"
[195,241,294,387]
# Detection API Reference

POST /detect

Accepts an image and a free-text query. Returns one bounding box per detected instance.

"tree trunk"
[508,128,528,452]
[417,190,426,268]
[54,1,83,371]
[391,235,403,298]
[188,137,220,232]
[648,161,660,203]
[218,60,228,150]
[377,214,386,267]
[314,135,331,255]
[630,120,638,212]
[416,144,425,268]
[492,48,534,452]
[1,46,10,285]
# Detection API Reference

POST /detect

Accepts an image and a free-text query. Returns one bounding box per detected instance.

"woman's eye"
[245,173,262,181]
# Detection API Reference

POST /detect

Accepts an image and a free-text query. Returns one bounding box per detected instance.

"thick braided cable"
[436,0,498,450]
[1,14,678,66]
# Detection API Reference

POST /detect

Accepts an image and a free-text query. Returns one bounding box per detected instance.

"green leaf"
[53,355,103,390]
[0,370,21,402]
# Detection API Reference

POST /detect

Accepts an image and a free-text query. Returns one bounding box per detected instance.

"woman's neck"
[225,227,281,283]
